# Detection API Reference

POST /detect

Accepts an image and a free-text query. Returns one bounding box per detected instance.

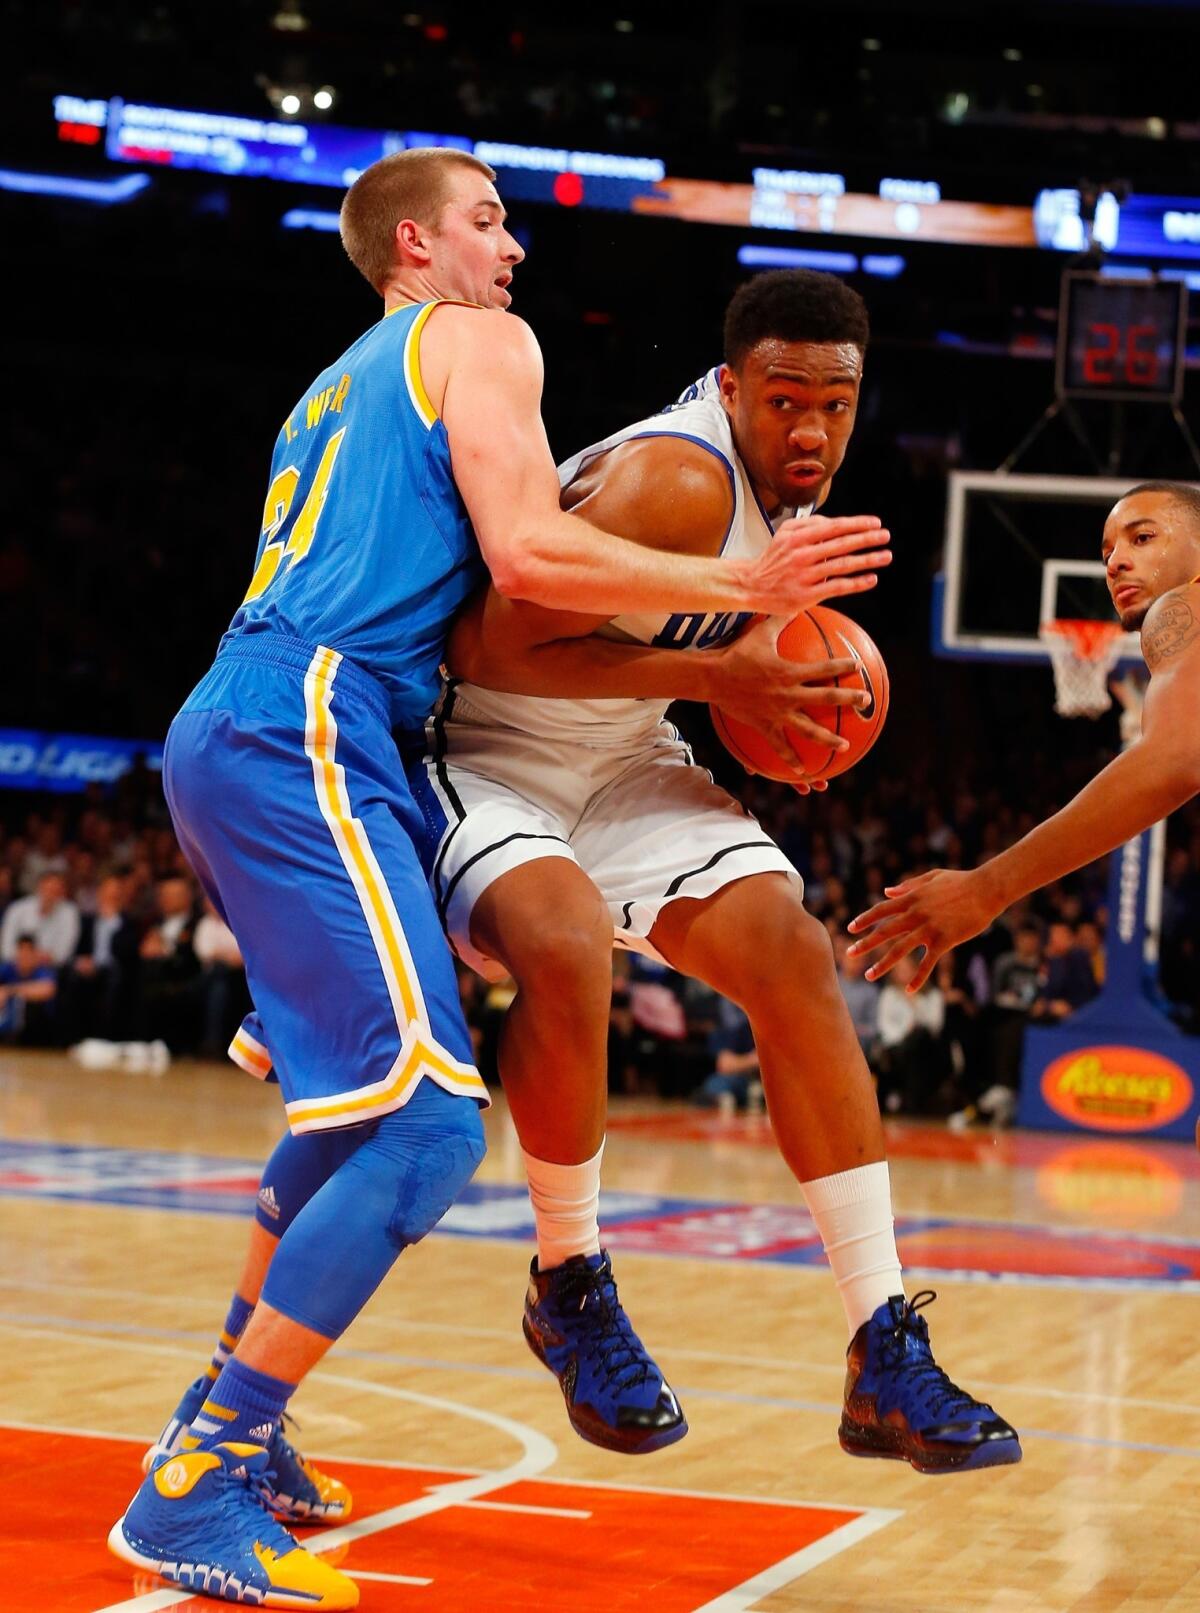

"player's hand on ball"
[711,617,867,767]
[736,514,892,616]
[847,867,1004,990]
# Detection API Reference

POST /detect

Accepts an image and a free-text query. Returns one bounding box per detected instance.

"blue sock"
[185,1355,295,1451]
[200,1291,255,1390]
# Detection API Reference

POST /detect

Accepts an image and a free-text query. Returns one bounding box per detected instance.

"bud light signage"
[0,729,163,793]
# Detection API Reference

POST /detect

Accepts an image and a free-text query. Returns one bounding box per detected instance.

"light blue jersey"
[226,299,486,729]
[167,297,490,1133]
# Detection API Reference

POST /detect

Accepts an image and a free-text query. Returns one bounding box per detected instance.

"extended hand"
[736,514,892,616]
[847,867,1003,990]
[712,617,867,772]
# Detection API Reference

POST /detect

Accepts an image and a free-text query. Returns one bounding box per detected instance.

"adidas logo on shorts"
[256,1184,281,1221]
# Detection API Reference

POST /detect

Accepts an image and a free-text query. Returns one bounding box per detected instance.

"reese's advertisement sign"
[1040,1045,1193,1132]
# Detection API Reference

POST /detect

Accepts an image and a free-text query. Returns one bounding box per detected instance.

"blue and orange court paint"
[2,1138,1198,1286]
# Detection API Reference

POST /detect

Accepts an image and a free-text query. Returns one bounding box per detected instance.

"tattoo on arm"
[1142,595,1200,671]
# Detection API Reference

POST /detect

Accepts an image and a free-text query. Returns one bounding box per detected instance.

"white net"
[1038,619,1126,719]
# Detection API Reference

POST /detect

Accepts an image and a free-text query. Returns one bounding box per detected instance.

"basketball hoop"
[1039,619,1126,718]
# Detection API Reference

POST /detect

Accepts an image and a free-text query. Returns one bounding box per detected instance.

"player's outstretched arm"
[847,582,1200,989]
[431,307,890,617]
[444,435,871,757]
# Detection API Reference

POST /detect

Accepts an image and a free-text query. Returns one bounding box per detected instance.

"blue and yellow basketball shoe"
[110,1442,358,1607]
[839,1291,1022,1474]
[143,1379,351,1524]
[523,1251,687,1454]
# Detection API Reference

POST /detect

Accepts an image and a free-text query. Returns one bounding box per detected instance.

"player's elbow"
[486,542,547,603]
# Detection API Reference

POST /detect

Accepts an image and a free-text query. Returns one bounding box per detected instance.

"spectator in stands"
[1030,921,1099,1022]
[607,952,638,1095]
[690,999,763,1114]
[834,931,879,1060]
[874,954,947,1115]
[1075,919,1105,990]
[66,847,100,916]
[137,875,200,1050]
[59,872,137,1042]
[626,954,705,1097]
[937,954,986,1126]
[982,920,1044,1123]
[0,935,57,1044]
[18,822,68,893]
[192,898,249,1058]
[0,871,80,967]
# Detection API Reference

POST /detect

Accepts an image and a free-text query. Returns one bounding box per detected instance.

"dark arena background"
[5,4,1200,1609]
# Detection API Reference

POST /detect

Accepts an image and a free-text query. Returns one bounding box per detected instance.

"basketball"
[711,607,889,784]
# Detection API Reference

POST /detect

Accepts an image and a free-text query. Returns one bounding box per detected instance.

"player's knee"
[373,1083,486,1249]
[728,897,835,1014]
[388,1124,484,1247]
[503,892,613,1000]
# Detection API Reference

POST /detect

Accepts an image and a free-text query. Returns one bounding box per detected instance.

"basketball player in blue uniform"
[109,151,893,1609]
[849,481,1200,979]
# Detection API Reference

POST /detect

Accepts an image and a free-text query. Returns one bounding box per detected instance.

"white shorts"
[416,692,799,975]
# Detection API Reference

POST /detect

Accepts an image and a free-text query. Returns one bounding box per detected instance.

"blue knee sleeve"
[260,1080,486,1340]
[254,1128,359,1236]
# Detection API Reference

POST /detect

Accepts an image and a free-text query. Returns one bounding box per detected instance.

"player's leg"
[648,871,1020,1474]
[464,856,686,1453]
[111,645,486,1607]
[114,1087,482,1605]
[470,857,611,1188]
[144,1105,355,1524]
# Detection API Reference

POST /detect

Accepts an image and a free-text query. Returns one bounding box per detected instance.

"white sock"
[800,1160,904,1339]
[522,1140,605,1271]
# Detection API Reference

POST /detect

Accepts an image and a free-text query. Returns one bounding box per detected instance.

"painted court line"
[692,1509,902,1612]
[8,1318,1200,1463]
[95,1595,188,1613]
[346,1570,433,1586]
[456,1496,592,1518]
[10,1275,1200,1418]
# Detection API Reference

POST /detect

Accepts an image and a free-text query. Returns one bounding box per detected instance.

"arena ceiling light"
[271,0,309,30]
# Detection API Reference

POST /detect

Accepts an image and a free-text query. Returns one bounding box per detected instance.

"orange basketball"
[711,606,889,784]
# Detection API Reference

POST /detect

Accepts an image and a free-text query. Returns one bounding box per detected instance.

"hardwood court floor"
[3,1048,1200,1612]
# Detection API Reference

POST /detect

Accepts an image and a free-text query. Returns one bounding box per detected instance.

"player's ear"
[718,364,737,406]
[395,217,431,265]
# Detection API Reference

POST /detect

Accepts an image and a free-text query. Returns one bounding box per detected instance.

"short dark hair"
[1120,480,1200,530]
[340,148,498,294]
[723,270,870,368]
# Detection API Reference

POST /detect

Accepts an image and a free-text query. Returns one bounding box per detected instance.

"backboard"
[933,471,1144,665]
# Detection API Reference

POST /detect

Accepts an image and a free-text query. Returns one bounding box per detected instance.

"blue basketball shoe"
[109,1441,358,1607]
[522,1251,687,1454]
[840,1291,1022,1474]
[143,1379,351,1524]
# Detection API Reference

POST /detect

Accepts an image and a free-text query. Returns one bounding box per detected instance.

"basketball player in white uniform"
[405,270,1022,1473]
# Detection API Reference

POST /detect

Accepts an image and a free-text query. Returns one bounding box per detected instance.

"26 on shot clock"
[1056,272,1187,402]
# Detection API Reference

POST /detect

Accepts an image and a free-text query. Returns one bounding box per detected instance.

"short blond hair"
[339,148,498,294]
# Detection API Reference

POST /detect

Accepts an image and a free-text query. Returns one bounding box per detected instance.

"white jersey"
[449,368,809,747]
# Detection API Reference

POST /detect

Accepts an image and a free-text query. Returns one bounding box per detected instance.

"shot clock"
[1056,272,1187,402]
